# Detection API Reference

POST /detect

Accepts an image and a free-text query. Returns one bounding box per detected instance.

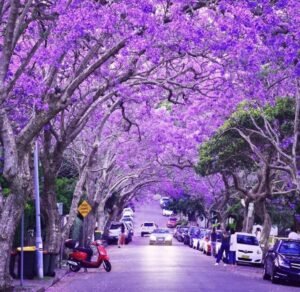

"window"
[144,223,154,227]
[279,241,300,256]
[237,235,259,246]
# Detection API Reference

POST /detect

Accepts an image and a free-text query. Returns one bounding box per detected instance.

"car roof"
[235,232,256,236]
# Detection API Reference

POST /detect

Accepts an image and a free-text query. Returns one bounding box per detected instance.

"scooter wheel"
[103,260,112,272]
[69,264,81,272]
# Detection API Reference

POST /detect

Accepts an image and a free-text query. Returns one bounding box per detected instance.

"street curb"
[13,269,69,292]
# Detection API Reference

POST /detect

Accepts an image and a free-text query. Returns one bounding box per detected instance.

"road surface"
[48,200,300,292]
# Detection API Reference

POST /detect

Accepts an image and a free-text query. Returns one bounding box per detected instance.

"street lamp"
[34,140,43,278]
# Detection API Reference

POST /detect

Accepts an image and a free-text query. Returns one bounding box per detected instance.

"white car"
[123,208,134,217]
[233,232,263,264]
[160,197,170,205]
[149,228,173,245]
[140,222,158,237]
[108,222,132,244]
[162,209,173,216]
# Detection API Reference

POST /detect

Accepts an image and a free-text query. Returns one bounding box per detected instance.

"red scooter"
[65,239,112,272]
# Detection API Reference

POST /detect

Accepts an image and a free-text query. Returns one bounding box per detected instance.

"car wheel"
[263,263,270,280]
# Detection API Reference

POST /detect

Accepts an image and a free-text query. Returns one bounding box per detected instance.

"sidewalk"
[13,268,69,292]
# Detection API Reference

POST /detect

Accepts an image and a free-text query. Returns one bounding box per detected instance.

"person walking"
[210,227,217,257]
[229,229,236,267]
[118,223,126,248]
[215,226,230,266]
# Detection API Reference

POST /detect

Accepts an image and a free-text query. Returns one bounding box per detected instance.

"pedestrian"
[118,223,126,248]
[229,229,236,267]
[210,227,217,257]
[215,226,230,266]
[254,227,261,242]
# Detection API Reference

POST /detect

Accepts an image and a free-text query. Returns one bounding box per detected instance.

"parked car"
[167,217,177,228]
[140,222,158,237]
[203,230,222,255]
[123,208,134,217]
[263,239,300,284]
[149,228,173,245]
[192,229,207,250]
[108,222,132,244]
[122,215,134,223]
[160,197,171,208]
[183,226,201,247]
[162,209,173,216]
[192,231,205,250]
[174,226,189,242]
[227,232,263,265]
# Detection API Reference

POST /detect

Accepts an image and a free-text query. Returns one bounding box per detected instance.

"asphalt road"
[48,200,300,292]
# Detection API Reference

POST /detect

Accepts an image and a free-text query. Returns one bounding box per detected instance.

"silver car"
[149,228,173,245]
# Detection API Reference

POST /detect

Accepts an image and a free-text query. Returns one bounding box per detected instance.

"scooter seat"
[74,247,93,260]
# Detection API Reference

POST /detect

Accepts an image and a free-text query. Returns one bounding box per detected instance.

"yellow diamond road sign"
[78,200,92,217]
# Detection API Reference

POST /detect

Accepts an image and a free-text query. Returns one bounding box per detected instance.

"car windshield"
[123,218,131,221]
[153,229,170,234]
[110,224,121,229]
[237,235,259,246]
[279,241,300,256]
[144,223,154,227]
[190,227,200,234]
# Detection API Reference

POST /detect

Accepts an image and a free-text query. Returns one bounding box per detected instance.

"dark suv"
[263,239,300,284]
[183,226,200,247]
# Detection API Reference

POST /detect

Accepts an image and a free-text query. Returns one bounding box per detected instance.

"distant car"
[123,208,134,217]
[121,216,134,225]
[183,226,201,247]
[160,197,171,208]
[162,209,173,216]
[263,239,300,284]
[140,222,158,237]
[227,233,263,265]
[108,222,132,244]
[174,226,189,242]
[192,230,207,250]
[149,228,173,245]
[167,217,177,228]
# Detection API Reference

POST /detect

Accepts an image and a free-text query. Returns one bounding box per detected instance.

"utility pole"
[34,141,44,278]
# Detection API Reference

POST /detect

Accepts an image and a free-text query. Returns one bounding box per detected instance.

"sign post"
[78,200,92,247]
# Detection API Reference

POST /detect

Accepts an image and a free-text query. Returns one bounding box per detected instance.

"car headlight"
[275,256,290,269]
[150,235,156,241]
[166,235,172,241]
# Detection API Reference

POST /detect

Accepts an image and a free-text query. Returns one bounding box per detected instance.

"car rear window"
[153,229,170,234]
[144,223,154,227]
[279,241,300,256]
[237,235,259,246]
[110,224,121,229]
[169,218,177,221]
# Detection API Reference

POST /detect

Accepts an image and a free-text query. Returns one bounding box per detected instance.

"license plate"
[241,255,250,259]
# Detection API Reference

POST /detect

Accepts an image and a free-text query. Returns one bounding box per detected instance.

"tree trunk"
[42,180,61,253]
[0,194,26,290]
[61,168,87,242]
[83,208,97,245]
[97,201,107,232]
[242,203,255,233]
[256,199,272,254]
